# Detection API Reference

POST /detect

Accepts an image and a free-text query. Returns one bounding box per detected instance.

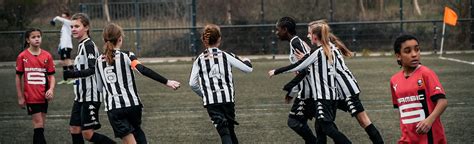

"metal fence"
[0,20,472,61]
[0,19,471,61]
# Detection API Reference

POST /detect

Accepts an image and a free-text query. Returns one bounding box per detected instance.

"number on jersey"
[399,103,426,124]
[208,64,221,79]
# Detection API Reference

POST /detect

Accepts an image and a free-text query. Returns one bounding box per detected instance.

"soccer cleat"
[66,79,75,85]
[57,80,67,84]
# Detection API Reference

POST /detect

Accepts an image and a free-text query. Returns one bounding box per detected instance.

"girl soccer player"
[268,21,351,144]
[63,13,115,144]
[96,23,181,143]
[51,11,74,85]
[189,24,253,144]
[390,34,447,144]
[293,20,384,144]
[16,28,55,144]
[274,17,317,143]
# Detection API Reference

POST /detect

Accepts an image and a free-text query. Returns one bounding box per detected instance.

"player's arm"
[45,55,55,101]
[416,72,448,134]
[95,61,104,93]
[15,56,25,108]
[282,70,307,92]
[269,51,317,77]
[128,52,180,90]
[51,16,71,25]
[189,58,203,97]
[64,44,96,78]
[226,52,253,73]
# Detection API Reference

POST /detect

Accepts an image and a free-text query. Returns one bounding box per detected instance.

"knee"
[31,114,44,128]
[69,126,81,134]
[287,118,303,129]
[212,116,230,136]
[81,130,94,140]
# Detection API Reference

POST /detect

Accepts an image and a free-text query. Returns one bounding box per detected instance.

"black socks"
[71,133,84,144]
[365,124,384,144]
[33,128,46,144]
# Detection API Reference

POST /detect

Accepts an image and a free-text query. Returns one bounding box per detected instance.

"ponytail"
[201,24,221,49]
[329,33,353,57]
[318,24,333,63]
[102,23,124,65]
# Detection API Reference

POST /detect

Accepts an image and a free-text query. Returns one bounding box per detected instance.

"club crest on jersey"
[417,79,423,87]
[44,59,48,64]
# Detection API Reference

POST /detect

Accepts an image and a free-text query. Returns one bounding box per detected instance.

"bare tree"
[413,0,422,15]
[359,0,366,18]
[103,0,111,22]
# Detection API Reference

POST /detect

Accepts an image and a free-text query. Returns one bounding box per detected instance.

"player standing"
[390,34,448,144]
[189,24,253,144]
[51,11,74,85]
[15,28,55,144]
[268,21,352,144]
[96,23,180,143]
[63,13,115,144]
[274,17,317,143]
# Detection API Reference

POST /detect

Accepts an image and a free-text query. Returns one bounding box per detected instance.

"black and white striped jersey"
[333,43,360,99]
[288,36,313,99]
[189,48,253,106]
[73,37,101,102]
[96,50,141,111]
[274,46,339,100]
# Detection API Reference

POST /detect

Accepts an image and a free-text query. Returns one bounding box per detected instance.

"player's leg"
[107,107,138,144]
[316,100,351,144]
[28,103,47,144]
[314,121,327,144]
[129,106,147,144]
[69,102,84,144]
[345,95,384,144]
[58,48,68,84]
[81,102,116,143]
[207,105,233,144]
[287,98,317,143]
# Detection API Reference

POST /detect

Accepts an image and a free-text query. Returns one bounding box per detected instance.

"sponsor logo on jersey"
[23,58,28,63]
[393,84,398,92]
[398,94,425,104]
[87,54,95,59]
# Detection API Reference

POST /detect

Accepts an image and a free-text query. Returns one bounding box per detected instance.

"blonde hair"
[102,23,124,65]
[201,24,221,48]
[308,20,353,59]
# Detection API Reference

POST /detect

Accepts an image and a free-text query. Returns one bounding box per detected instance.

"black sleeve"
[230,52,252,68]
[71,42,96,78]
[135,64,168,84]
[393,104,398,109]
[282,69,308,92]
[291,39,306,53]
[274,54,310,75]
[431,94,446,103]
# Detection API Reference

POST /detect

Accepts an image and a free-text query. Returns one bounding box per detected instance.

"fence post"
[351,25,358,52]
[134,0,141,56]
[433,22,438,54]
[190,0,197,56]
[271,29,276,59]
[399,0,403,33]
[260,0,266,54]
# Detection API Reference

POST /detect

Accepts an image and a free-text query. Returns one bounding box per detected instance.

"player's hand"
[268,70,275,78]
[166,80,181,90]
[45,89,54,102]
[295,49,305,60]
[50,20,56,26]
[416,118,434,134]
[17,97,26,109]
[240,57,251,62]
[284,95,293,104]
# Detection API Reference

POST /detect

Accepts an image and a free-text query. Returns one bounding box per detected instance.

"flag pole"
[439,22,446,57]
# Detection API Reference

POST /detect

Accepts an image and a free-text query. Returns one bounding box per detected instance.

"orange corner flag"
[444,7,458,26]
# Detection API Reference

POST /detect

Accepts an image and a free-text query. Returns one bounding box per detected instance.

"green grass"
[1,54,473,143]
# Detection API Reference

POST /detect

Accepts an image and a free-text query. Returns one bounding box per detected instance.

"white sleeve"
[95,60,104,93]
[226,53,253,73]
[53,16,71,25]
[275,51,319,74]
[189,58,203,97]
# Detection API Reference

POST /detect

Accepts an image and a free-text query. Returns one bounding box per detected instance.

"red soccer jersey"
[16,49,55,104]
[390,65,446,144]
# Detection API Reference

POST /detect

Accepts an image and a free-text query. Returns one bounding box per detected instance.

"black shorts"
[107,106,143,138]
[69,101,102,130]
[288,98,316,120]
[336,94,365,117]
[26,103,48,115]
[206,103,239,129]
[315,99,338,122]
[59,48,72,60]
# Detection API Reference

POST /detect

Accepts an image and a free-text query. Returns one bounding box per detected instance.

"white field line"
[439,56,474,65]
